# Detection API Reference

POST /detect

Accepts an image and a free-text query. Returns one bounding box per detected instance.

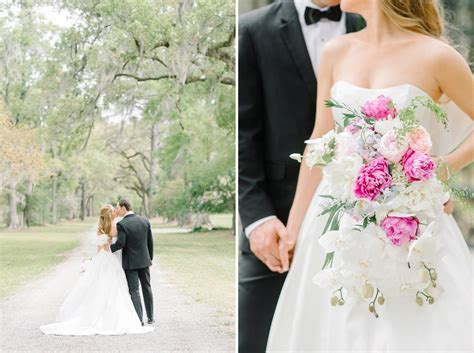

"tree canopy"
[0,0,235,230]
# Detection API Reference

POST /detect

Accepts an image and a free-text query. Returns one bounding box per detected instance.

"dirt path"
[0,229,235,353]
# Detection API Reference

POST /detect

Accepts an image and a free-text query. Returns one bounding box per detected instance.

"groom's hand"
[249,218,288,273]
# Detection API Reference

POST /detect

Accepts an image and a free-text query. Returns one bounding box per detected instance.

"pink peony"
[401,148,436,182]
[381,215,419,246]
[377,130,409,163]
[407,126,432,154]
[353,157,392,201]
[362,95,397,121]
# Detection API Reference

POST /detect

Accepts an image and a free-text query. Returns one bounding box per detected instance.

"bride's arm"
[279,43,339,271]
[110,223,118,237]
[434,46,474,176]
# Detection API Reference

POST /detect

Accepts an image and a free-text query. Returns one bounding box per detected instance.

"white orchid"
[303,130,336,168]
[339,224,386,279]
[377,262,429,297]
[312,268,343,290]
[407,223,442,265]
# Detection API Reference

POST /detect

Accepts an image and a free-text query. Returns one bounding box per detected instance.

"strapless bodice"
[331,81,473,156]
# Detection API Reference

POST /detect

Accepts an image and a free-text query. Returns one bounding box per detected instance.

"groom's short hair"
[118,199,132,211]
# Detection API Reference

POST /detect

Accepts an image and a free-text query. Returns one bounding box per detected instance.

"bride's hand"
[443,198,455,214]
[278,219,300,273]
[249,218,288,273]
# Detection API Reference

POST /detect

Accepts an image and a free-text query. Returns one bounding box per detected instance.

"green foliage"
[396,96,448,139]
[0,0,235,227]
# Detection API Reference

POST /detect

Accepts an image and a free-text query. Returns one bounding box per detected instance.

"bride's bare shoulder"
[429,39,467,67]
[411,34,465,61]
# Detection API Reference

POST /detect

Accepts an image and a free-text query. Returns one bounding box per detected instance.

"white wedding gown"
[267,81,473,352]
[40,232,153,336]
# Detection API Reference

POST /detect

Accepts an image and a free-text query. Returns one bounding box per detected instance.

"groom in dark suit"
[238,0,365,351]
[111,199,154,326]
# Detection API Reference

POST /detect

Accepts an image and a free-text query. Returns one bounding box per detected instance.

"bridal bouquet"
[290,94,449,318]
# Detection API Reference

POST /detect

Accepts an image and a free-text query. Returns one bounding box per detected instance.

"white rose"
[374,118,403,135]
[335,131,358,157]
[323,154,363,202]
[385,179,445,219]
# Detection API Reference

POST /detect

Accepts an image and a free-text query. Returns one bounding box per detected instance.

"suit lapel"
[279,2,316,105]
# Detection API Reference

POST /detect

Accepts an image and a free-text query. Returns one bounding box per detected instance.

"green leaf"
[321,252,335,269]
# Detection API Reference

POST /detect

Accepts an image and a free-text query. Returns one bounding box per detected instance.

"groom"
[238,0,365,352]
[111,199,154,326]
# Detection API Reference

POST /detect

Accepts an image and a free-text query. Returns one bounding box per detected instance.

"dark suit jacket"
[238,1,365,252]
[111,213,154,270]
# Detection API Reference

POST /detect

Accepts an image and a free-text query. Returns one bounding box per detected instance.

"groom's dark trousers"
[238,2,365,352]
[125,267,153,321]
[111,213,154,321]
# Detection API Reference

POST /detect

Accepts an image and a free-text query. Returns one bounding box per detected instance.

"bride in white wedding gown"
[267,0,473,352]
[40,205,153,336]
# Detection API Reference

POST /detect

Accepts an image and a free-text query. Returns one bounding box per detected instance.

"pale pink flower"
[377,130,409,163]
[407,126,432,154]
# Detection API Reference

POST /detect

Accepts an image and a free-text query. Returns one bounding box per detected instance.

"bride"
[267,0,473,351]
[40,205,153,335]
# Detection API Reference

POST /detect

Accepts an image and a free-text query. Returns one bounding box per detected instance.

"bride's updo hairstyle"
[379,0,445,39]
[97,205,113,240]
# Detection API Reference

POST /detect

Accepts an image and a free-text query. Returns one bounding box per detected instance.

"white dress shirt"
[245,0,348,238]
[294,0,347,77]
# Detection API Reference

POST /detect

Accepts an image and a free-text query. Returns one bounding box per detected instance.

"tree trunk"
[143,193,150,218]
[177,213,192,227]
[22,180,33,228]
[88,195,94,217]
[192,212,212,229]
[232,203,236,236]
[148,122,160,218]
[50,175,58,224]
[8,187,21,229]
[80,181,86,221]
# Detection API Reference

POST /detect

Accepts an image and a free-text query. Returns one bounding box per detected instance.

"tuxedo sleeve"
[147,220,154,261]
[238,23,276,229]
[111,222,126,252]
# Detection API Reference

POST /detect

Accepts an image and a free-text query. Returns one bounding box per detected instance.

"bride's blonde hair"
[97,205,113,241]
[379,0,446,39]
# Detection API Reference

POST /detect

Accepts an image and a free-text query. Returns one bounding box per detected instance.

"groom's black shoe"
[141,321,145,326]
[147,318,155,324]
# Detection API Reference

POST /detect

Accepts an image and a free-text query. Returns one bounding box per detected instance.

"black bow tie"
[304,5,342,25]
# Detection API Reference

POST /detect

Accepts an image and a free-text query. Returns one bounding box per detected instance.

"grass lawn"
[0,218,96,298]
[151,214,235,318]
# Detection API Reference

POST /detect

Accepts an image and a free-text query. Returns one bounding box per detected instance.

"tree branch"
[113,73,176,82]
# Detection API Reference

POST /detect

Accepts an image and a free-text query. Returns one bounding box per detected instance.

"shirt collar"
[124,211,134,217]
